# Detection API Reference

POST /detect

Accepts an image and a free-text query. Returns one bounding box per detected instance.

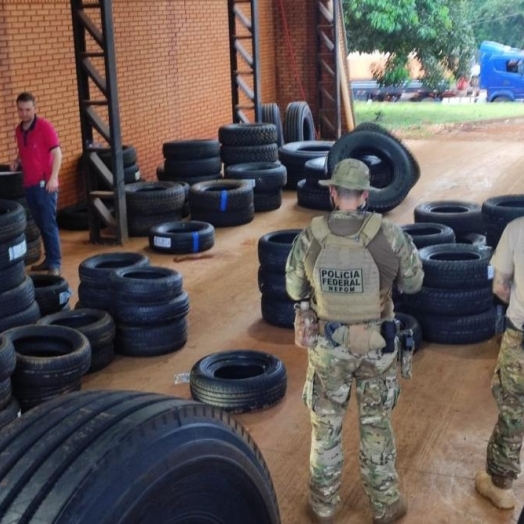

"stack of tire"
[296,157,331,210]
[224,162,287,212]
[0,331,20,428]
[110,266,189,357]
[327,122,420,213]
[219,123,279,170]
[3,324,91,412]
[0,200,41,334]
[258,229,302,328]
[189,179,255,227]
[280,141,333,190]
[402,243,496,344]
[77,252,150,311]
[124,181,186,237]
[481,194,524,248]
[158,139,222,186]
[38,308,116,373]
[0,166,42,264]
[97,144,142,187]
[414,200,486,244]
[29,273,73,316]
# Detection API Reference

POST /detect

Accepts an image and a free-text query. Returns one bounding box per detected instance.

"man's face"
[17,100,36,124]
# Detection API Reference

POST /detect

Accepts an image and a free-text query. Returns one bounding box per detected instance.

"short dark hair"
[334,187,364,199]
[16,92,36,105]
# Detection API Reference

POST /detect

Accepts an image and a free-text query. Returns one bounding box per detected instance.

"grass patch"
[354,100,524,132]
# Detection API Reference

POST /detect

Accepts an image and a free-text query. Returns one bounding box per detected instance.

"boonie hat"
[319,158,371,190]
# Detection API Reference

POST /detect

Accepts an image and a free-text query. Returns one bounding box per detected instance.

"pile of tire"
[219,123,279,169]
[190,349,287,413]
[279,141,333,190]
[224,162,287,212]
[258,229,301,328]
[3,324,91,412]
[37,308,116,373]
[327,122,420,213]
[0,200,41,333]
[414,200,485,242]
[0,391,281,524]
[296,157,331,210]
[124,181,186,237]
[401,243,496,344]
[77,252,150,311]
[110,266,189,357]
[158,139,222,185]
[189,179,255,227]
[481,194,524,248]
[97,144,142,186]
[29,273,73,315]
[149,220,215,255]
[0,332,20,428]
[0,166,42,264]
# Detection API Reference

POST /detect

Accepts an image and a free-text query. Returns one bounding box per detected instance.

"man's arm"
[493,270,512,304]
[47,146,62,192]
[285,230,312,301]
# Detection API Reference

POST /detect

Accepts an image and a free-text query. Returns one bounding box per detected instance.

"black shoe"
[31,261,50,271]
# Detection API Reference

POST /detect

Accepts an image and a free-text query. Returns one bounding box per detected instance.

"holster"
[381,320,397,354]
[398,326,414,379]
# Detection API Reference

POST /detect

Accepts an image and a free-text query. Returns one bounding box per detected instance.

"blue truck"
[479,41,524,102]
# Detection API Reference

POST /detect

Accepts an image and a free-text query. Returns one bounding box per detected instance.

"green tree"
[468,0,524,49]
[342,0,475,86]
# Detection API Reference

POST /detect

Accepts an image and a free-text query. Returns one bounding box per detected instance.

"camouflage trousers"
[487,326,524,482]
[303,331,401,518]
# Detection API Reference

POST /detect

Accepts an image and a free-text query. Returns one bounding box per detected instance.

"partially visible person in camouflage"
[285,159,423,524]
[476,216,524,510]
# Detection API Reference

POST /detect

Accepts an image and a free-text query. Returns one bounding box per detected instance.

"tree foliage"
[342,0,475,86]
[468,0,524,49]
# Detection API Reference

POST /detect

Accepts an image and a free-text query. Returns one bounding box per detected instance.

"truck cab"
[479,41,524,102]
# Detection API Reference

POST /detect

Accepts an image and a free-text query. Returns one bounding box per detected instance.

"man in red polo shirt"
[10,92,62,275]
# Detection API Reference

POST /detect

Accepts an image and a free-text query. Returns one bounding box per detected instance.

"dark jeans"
[25,185,61,269]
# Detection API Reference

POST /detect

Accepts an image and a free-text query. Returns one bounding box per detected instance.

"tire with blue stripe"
[189,179,254,211]
[149,221,215,254]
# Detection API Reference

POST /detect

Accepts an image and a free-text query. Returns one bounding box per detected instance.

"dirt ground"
[58,117,524,524]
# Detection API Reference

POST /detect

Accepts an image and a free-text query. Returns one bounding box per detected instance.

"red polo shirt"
[15,115,60,187]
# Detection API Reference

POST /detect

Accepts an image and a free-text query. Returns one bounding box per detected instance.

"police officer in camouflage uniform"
[285,159,423,524]
[475,216,524,510]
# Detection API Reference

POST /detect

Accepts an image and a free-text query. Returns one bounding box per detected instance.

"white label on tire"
[153,236,171,248]
[487,265,494,280]
[9,239,27,261]
[134,170,141,180]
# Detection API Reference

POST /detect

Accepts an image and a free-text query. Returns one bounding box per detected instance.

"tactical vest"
[306,213,382,324]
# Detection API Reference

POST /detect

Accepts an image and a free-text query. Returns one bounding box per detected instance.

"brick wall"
[0,0,318,208]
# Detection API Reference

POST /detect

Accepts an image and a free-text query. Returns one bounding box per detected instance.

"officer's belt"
[317,319,396,354]
[506,317,523,332]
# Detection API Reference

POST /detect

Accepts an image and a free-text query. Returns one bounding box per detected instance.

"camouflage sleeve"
[285,227,314,301]
[382,219,424,294]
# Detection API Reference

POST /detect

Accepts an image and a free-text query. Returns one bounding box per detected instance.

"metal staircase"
[70,0,127,244]
[227,0,262,123]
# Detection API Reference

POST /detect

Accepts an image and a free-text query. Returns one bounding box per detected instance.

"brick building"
[0,0,320,208]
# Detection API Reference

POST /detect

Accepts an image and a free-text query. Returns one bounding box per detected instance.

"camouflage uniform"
[485,216,524,486]
[286,208,423,519]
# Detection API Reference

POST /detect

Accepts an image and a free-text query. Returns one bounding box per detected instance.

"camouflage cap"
[318,158,371,190]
